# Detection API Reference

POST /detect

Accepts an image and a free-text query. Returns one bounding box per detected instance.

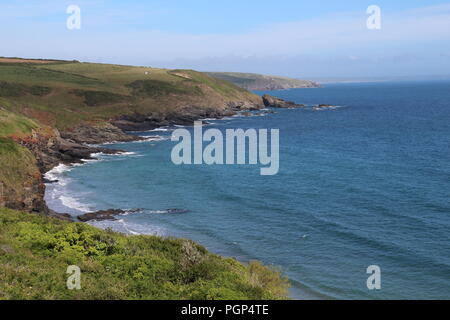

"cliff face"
[0,125,136,214]
[0,137,45,213]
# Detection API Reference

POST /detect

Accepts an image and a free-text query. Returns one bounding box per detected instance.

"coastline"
[41,102,325,300]
[41,92,310,221]
[42,107,268,221]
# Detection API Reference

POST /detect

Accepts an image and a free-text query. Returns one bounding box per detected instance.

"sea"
[45,80,450,299]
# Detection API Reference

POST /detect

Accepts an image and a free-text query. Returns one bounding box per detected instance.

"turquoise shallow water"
[45,81,450,299]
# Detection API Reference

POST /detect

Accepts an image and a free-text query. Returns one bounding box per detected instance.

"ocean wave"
[136,135,168,142]
[144,208,189,214]
[117,151,137,156]
[88,218,166,236]
[149,127,171,132]
[59,195,92,213]
[44,163,72,182]
[312,105,345,111]
[131,127,172,133]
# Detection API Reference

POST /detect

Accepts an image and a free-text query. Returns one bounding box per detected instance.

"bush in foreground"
[0,208,289,300]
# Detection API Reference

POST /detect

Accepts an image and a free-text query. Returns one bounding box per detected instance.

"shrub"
[0,81,51,97]
[0,208,290,300]
[71,89,128,106]
[126,79,201,97]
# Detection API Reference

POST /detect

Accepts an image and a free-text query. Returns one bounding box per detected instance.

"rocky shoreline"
[17,100,265,221]
[14,95,304,222]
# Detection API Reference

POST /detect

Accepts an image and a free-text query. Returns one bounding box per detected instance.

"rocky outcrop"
[312,104,337,111]
[77,209,128,222]
[262,94,305,109]
[77,208,189,222]
[19,129,124,173]
[5,126,127,214]
[61,123,143,144]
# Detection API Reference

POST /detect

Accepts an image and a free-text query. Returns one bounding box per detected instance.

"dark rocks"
[77,209,127,222]
[77,208,189,222]
[262,94,304,109]
[48,210,74,222]
[227,101,261,111]
[61,123,143,144]
[77,208,144,222]
[112,102,263,131]
[57,139,123,164]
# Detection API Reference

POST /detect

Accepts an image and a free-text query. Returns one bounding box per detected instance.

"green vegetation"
[0,208,289,300]
[0,62,260,130]
[0,138,40,205]
[170,70,249,97]
[126,79,199,98]
[71,89,129,107]
[0,81,51,98]
[0,108,39,137]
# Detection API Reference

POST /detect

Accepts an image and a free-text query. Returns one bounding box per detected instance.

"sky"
[1,0,450,79]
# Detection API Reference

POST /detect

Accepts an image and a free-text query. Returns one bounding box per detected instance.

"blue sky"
[1,0,450,79]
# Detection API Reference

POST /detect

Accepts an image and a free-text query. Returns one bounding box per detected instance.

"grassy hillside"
[0,108,45,211]
[0,59,259,130]
[0,137,42,209]
[206,72,319,91]
[0,208,289,300]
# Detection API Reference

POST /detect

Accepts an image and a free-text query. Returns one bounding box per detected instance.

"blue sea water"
[45,81,450,300]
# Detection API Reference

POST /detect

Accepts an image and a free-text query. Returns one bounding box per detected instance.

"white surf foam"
[44,164,72,181]
[149,128,170,132]
[60,195,92,213]
[136,136,169,142]
[88,219,166,236]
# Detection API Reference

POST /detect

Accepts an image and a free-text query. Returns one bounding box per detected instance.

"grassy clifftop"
[0,208,289,300]
[0,59,260,130]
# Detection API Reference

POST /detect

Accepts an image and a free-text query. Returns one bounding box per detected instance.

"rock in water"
[77,209,126,222]
[262,94,304,108]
